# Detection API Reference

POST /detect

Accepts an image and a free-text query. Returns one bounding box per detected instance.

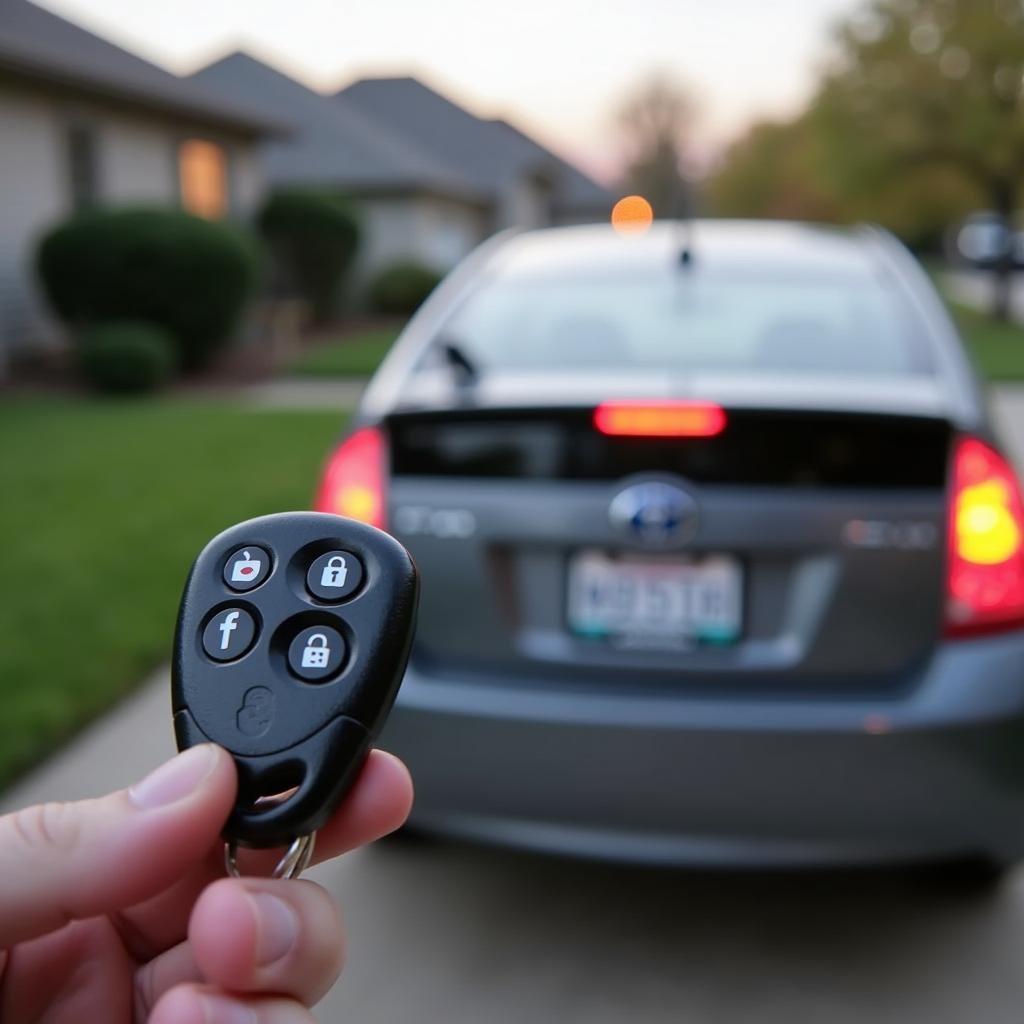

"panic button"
[224,546,271,591]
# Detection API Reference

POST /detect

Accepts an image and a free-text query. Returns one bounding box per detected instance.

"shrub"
[78,321,177,393]
[367,260,443,316]
[257,190,361,320]
[37,207,260,370]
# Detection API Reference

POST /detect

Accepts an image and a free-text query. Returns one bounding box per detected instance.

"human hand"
[0,744,412,1022]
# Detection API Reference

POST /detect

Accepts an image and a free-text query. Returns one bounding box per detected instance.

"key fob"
[171,512,418,848]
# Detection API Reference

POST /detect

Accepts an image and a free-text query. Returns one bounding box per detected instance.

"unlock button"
[306,550,363,601]
[288,624,345,682]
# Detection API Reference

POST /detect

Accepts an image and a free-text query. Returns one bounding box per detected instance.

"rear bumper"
[380,632,1024,866]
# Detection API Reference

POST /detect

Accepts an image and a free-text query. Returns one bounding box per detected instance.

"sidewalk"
[944,269,1024,324]
[0,669,173,814]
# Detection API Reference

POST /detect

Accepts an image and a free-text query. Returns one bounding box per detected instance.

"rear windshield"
[435,271,933,376]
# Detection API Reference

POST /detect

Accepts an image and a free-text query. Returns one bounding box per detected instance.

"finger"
[241,748,414,873]
[135,877,344,1013]
[151,985,316,1024]
[116,749,411,959]
[0,745,236,948]
[194,878,343,1002]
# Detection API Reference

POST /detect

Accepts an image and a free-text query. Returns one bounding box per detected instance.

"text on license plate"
[567,549,742,646]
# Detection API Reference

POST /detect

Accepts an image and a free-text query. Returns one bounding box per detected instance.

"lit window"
[179,139,227,218]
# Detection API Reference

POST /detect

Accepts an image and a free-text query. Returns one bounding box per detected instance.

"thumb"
[0,744,236,948]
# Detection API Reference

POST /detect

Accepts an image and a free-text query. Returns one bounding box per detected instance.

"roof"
[488,220,883,280]
[0,0,278,136]
[190,53,485,199]
[334,76,614,216]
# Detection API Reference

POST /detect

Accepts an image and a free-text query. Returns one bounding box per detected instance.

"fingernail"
[129,745,219,810]
[250,891,300,965]
[198,993,257,1024]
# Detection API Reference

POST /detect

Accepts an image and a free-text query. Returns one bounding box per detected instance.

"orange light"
[594,401,726,438]
[611,195,654,235]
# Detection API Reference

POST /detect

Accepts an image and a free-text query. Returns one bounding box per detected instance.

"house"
[191,53,615,286]
[334,76,613,230]
[0,0,278,370]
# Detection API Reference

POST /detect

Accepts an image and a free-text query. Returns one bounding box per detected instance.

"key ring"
[224,832,316,880]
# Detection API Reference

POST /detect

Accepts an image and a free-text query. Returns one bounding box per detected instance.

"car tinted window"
[437,270,933,376]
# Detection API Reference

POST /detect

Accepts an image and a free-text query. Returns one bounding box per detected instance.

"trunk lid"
[386,388,951,696]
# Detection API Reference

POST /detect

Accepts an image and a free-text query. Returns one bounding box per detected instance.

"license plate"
[567,549,742,647]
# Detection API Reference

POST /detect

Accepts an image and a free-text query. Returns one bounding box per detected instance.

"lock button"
[306,550,363,602]
[288,624,345,682]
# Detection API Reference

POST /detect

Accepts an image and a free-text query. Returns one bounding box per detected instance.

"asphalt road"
[6,390,1024,1023]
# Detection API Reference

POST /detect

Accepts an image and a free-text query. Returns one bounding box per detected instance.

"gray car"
[315,220,1024,871]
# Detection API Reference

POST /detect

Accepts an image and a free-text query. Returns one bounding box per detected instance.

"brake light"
[594,400,726,438]
[945,436,1024,637]
[314,426,387,529]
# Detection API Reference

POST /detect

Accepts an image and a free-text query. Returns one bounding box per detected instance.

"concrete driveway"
[6,389,1024,1023]
[5,670,1024,1024]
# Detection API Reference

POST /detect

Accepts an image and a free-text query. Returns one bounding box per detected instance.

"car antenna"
[673,177,696,270]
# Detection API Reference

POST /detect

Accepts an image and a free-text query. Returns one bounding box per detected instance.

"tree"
[819,0,1024,318]
[710,105,981,253]
[615,74,696,218]
[708,117,842,223]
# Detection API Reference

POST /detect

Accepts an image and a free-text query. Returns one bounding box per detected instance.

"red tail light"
[314,426,387,529]
[945,436,1024,637]
[594,400,727,438]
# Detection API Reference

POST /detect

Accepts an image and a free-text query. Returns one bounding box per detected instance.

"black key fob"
[171,512,418,849]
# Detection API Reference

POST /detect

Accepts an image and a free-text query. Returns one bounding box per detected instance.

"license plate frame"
[566,549,743,648]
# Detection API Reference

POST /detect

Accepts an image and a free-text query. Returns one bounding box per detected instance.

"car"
[948,210,1024,268]
[314,219,1024,871]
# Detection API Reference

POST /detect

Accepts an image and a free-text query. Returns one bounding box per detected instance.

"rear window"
[434,270,933,376]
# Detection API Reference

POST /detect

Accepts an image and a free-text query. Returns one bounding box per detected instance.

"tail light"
[945,436,1024,637]
[594,400,727,438]
[314,426,387,529]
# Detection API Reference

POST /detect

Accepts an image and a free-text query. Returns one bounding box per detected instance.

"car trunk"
[385,394,952,697]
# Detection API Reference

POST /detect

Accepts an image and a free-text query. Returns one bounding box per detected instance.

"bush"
[78,321,177,394]
[37,207,260,370]
[257,190,361,320]
[367,260,443,316]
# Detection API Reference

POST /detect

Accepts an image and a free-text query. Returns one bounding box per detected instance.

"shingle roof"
[191,53,486,200]
[0,0,278,135]
[486,116,615,215]
[334,76,613,216]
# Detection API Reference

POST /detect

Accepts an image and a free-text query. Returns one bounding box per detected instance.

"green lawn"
[949,300,1024,382]
[0,397,347,789]
[289,323,403,378]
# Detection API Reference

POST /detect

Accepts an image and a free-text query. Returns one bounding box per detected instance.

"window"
[66,123,99,210]
[179,139,228,218]
[436,269,932,378]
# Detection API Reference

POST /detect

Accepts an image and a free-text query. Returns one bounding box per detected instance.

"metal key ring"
[224,832,316,880]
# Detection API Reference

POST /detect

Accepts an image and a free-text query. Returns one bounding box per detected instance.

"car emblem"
[609,481,699,547]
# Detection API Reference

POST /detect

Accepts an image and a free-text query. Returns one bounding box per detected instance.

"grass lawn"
[948,301,1024,382]
[0,397,346,790]
[289,323,404,378]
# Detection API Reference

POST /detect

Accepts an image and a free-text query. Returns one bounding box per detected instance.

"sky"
[38,0,859,182]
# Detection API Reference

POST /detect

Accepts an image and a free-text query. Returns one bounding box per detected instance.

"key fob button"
[306,550,363,601]
[224,546,271,591]
[288,624,345,682]
[203,607,257,662]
